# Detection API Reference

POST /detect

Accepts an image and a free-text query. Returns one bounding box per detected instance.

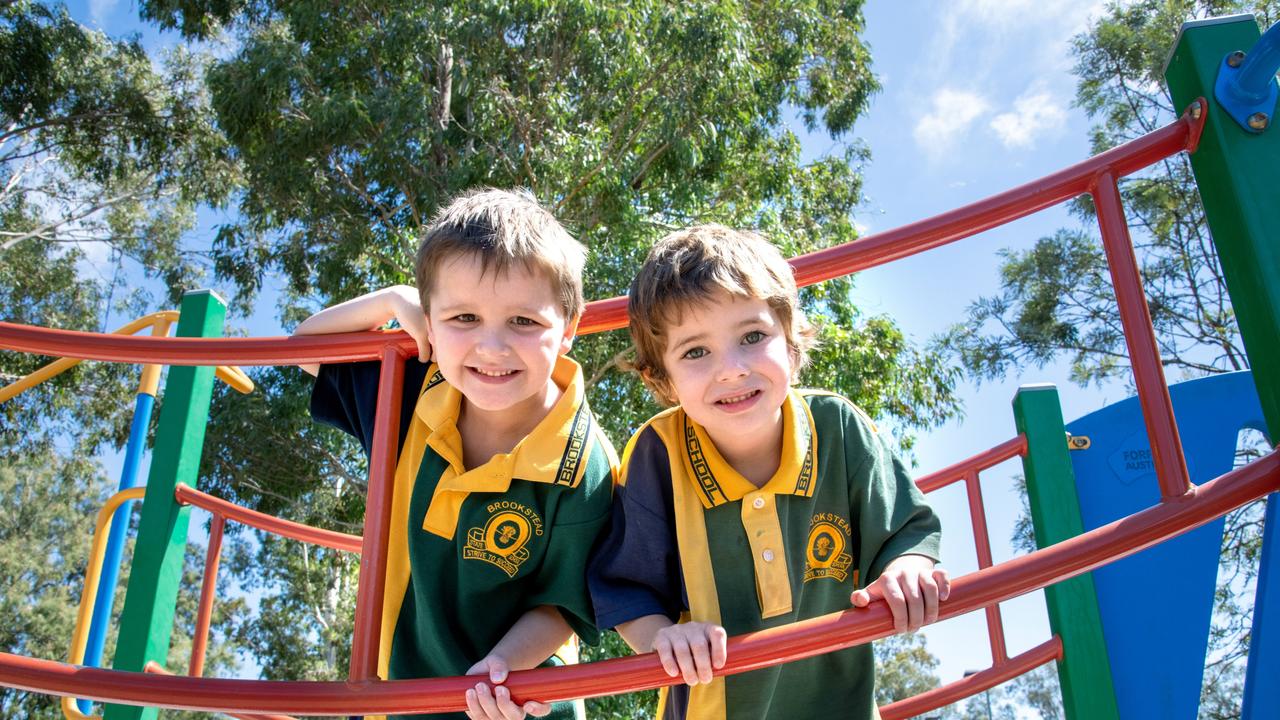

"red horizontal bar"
[879,637,1063,720]
[174,485,362,554]
[145,663,296,720]
[916,435,1027,493]
[0,448,1272,716]
[0,103,1205,367]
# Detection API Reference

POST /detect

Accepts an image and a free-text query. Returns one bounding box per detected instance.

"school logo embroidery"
[803,513,854,583]
[463,502,544,577]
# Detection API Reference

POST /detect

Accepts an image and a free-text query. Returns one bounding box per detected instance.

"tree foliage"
[1,2,968,714]
[120,0,967,694]
[941,3,1277,716]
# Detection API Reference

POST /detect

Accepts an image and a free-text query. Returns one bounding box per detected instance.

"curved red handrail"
[0,103,1206,366]
[174,484,362,554]
[880,637,1063,719]
[0,449,1273,716]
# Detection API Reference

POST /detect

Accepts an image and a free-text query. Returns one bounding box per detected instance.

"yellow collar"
[414,355,594,538]
[680,390,817,509]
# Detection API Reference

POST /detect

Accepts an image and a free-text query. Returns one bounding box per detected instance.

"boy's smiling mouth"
[715,389,761,408]
[470,366,519,379]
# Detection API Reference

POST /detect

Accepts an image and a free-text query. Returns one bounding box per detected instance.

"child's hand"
[651,622,728,686]
[463,655,551,720]
[850,555,950,633]
[385,285,432,364]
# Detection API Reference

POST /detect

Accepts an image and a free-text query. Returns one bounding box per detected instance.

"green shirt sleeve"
[839,399,942,586]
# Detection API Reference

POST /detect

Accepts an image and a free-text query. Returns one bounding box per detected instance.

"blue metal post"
[76,390,156,714]
[1243,491,1279,719]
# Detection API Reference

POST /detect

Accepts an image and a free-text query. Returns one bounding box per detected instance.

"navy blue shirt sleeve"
[309,359,431,458]
[587,426,689,630]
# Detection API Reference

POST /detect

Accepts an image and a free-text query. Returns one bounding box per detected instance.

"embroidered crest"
[463,502,544,577]
[803,513,854,584]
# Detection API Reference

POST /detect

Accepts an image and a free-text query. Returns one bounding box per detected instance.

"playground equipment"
[0,12,1276,720]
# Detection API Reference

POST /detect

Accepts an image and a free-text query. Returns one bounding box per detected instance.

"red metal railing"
[2,98,1270,716]
[0,449,1275,715]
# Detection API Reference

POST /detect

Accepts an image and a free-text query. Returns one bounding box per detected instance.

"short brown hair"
[415,188,586,318]
[628,224,816,403]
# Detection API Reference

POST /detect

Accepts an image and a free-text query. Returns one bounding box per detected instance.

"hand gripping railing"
[5,99,1280,716]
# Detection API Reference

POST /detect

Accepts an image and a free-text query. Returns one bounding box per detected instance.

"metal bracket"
[1067,434,1091,451]
[1214,20,1280,134]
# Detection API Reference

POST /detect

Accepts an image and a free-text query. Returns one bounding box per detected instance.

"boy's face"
[424,253,577,421]
[660,291,793,455]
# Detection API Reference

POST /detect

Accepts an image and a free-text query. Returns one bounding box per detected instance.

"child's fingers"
[467,683,502,720]
[653,636,680,678]
[849,585,878,607]
[934,568,952,601]
[708,626,728,670]
[880,579,909,633]
[670,635,701,685]
[689,638,714,684]
[465,687,483,720]
[523,700,552,718]
[920,572,941,626]
[492,685,527,720]
[901,575,924,632]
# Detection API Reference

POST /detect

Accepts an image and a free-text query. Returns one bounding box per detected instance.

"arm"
[294,285,431,375]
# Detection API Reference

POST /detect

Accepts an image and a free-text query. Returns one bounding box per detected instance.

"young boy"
[299,188,616,720]
[588,225,950,720]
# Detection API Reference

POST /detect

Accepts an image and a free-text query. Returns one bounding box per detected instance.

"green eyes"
[679,330,768,360]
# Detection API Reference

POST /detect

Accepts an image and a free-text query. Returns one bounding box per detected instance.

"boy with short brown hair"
[589,224,949,720]
[300,188,616,720]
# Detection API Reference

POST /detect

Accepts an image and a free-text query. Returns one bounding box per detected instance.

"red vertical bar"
[1093,172,1191,500]
[349,345,406,681]
[190,514,226,678]
[964,470,1008,664]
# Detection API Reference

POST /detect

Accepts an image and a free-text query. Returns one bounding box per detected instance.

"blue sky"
[57,0,1176,704]
[837,0,1123,693]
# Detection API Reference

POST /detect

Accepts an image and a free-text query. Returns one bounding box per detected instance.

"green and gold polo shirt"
[588,390,940,720]
[313,355,617,720]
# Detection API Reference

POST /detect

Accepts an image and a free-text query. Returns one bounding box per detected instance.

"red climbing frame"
[2,99,1279,716]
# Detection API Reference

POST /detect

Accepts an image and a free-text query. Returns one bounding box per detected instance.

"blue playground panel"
[1065,371,1271,719]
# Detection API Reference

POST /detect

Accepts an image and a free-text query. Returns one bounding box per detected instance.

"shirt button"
[752,497,766,509]
[762,549,775,562]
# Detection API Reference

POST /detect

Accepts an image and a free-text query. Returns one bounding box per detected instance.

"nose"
[475,327,509,358]
[715,351,749,382]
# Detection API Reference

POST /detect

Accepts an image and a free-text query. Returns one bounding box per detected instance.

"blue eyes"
[682,347,708,360]
[743,330,765,345]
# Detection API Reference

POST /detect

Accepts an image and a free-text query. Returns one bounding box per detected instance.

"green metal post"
[1013,384,1120,720]
[104,291,225,720]
[1165,15,1280,435]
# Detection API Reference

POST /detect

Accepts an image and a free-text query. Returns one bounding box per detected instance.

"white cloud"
[989,90,1068,148]
[913,89,990,157]
[89,0,121,27]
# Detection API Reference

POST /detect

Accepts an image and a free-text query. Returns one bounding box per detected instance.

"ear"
[559,314,580,355]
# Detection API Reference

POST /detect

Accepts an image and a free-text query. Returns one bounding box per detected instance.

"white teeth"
[718,390,757,404]
[474,368,516,377]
